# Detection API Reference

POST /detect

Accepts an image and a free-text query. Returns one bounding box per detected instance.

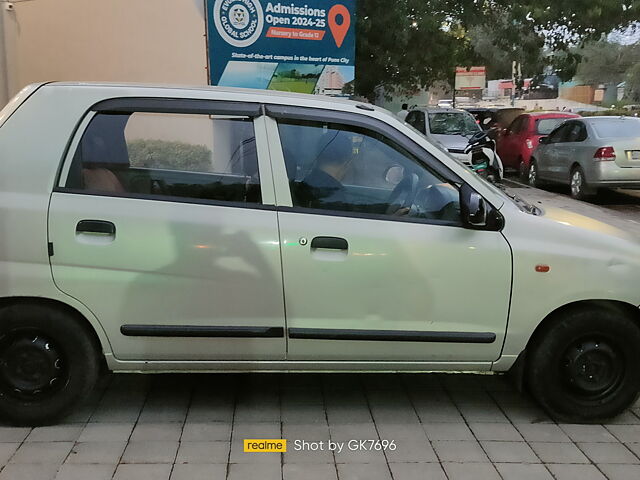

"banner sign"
[455,66,486,91]
[206,0,356,96]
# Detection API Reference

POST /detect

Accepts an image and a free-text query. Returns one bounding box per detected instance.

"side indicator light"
[535,265,550,273]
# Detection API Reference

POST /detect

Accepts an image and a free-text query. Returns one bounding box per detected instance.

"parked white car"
[1,82,640,425]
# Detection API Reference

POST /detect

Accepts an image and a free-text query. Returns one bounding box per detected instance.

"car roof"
[527,112,580,118]
[44,81,379,114]
[411,107,472,115]
[582,116,640,123]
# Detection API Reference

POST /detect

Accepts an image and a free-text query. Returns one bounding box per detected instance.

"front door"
[49,100,286,361]
[539,123,572,181]
[267,110,512,363]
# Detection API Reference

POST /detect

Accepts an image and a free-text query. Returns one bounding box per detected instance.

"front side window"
[566,122,588,142]
[406,111,426,134]
[66,111,261,204]
[508,116,525,134]
[278,119,460,224]
[547,124,572,144]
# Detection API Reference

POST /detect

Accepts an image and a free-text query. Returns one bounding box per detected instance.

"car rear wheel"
[570,166,594,200]
[0,303,100,426]
[527,306,640,423]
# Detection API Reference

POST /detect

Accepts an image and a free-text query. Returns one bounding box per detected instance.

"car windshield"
[536,118,568,135]
[591,120,640,138]
[428,112,480,136]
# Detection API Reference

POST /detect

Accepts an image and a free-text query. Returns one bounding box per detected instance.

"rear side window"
[536,118,569,135]
[65,111,261,204]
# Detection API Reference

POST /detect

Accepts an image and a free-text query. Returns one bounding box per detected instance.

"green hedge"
[127,139,212,172]
[578,109,640,117]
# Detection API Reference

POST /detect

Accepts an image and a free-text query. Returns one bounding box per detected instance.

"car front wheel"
[528,160,541,188]
[0,303,100,426]
[527,305,640,423]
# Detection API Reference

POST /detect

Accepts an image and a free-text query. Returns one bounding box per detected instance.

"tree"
[626,62,640,102]
[575,40,640,85]
[355,0,640,101]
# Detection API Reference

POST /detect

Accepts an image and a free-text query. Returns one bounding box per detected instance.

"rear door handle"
[76,220,116,235]
[310,236,348,250]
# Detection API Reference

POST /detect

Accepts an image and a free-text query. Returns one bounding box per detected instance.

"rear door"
[48,98,286,361]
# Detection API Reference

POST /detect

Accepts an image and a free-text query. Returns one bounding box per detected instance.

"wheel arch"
[508,299,640,390]
[0,296,108,368]
[570,162,583,176]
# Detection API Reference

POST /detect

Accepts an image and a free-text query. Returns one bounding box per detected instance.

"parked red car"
[497,112,580,179]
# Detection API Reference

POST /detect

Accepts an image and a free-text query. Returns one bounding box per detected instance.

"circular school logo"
[213,0,264,48]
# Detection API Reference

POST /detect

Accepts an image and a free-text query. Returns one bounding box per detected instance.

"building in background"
[0,0,209,107]
[314,66,346,96]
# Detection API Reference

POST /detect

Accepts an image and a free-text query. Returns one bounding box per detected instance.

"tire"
[0,303,100,426]
[527,306,640,423]
[518,158,529,182]
[528,159,542,188]
[486,167,501,184]
[570,166,593,201]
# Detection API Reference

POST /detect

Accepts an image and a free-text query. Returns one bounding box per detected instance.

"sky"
[608,22,640,45]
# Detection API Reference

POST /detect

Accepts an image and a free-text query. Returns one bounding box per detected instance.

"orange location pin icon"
[328,4,351,48]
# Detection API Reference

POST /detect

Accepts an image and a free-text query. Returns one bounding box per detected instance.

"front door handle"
[310,236,348,250]
[76,220,116,235]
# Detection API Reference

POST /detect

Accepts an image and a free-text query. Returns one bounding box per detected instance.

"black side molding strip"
[121,325,284,338]
[288,328,496,344]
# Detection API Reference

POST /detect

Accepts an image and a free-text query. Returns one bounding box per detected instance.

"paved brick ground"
[2,372,640,479]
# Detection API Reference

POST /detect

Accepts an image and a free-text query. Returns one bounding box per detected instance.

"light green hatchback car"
[1,82,640,425]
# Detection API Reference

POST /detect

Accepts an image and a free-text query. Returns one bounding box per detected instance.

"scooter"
[464,129,504,183]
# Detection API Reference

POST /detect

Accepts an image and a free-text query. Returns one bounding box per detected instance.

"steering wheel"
[468,130,489,144]
[386,173,420,215]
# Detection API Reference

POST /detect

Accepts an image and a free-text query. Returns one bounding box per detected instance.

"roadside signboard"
[455,66,486,91]
[206,0,356,96]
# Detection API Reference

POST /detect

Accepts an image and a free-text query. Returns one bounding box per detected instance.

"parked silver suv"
[1,83,640,425]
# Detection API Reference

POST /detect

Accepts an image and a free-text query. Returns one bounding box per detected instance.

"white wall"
[0,0,209,106]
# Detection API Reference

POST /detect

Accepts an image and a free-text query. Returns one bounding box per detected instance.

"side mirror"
[539,136,549,145]
[460,184,487,227]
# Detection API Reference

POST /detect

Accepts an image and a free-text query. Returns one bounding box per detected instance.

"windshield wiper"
[496,184,541,215]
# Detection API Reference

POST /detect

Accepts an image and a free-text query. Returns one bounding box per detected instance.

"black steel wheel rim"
[562,336,625,401]
[0,329,67,400]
